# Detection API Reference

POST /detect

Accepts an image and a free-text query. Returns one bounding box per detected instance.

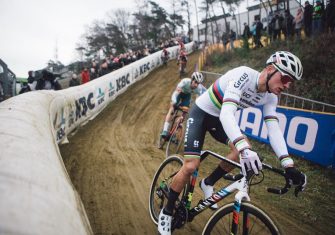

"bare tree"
[106,9,131,36]
[169,0,185,37]
[208,0,221,42]
[218,0,230,34]
[181,0,192,40]
[193,0,200,41]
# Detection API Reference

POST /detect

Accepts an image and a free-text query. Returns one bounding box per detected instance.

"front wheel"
[202,202,281,235]
[166,125,184,157]
[149,155,186,224]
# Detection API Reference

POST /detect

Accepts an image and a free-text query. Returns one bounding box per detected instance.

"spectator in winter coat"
[81,67,90,84]
[304,1,313,37]
[271,13,283,41]
[294,8,304,40]
[27,70,35,84]
[69,73,80,87]
[255,19,264,48]
[35,70,61,90]
[229,29,236,49]
[312,0,324,36]
[326,0,335,32]
[221,32,229,50]
[242,22,251,49]
[283,10,294,39]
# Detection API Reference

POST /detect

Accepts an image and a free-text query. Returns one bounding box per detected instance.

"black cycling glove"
[285,167,307,195]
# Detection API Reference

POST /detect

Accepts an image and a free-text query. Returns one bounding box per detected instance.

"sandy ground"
[59,52,320,235]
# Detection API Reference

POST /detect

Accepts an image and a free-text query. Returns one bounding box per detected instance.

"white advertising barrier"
[0,42,194,235]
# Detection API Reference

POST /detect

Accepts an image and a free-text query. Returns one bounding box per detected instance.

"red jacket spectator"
[81,68,90,84]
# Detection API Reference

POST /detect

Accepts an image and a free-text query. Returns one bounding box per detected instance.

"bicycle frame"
[184,150,250,223]
[152,148,293,234]
[168,108,188,137]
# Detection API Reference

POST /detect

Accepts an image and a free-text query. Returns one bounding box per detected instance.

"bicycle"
[149,150,301,234]
[165,106,188,157]
[157,106,189,157]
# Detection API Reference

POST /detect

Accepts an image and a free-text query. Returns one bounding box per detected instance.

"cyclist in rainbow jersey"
[158,51,307,235]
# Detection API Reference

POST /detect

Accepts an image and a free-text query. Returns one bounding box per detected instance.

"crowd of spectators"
[265,0,334,41]
[237,0,335,49]
[69,37,187,87]
[21,36,190,92]
[88,38,186,78]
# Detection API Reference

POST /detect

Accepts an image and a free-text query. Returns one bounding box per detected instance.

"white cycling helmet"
[266,51,303,80]
[191,72,204,83]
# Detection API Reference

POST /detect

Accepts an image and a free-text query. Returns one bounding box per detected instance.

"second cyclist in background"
[161,72,205,139]
[177,50,188,76]
[161,48,170,66]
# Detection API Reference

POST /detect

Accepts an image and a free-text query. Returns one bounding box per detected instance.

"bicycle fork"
[232,185,251,234]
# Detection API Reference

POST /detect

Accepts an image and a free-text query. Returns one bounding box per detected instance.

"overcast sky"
[0,0,248,78]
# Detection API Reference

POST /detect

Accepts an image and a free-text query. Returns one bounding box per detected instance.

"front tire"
[202,202,281,235]
[149,155,186,224]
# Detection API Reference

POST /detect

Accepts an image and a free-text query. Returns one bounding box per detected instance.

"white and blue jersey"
[171,78,203,107]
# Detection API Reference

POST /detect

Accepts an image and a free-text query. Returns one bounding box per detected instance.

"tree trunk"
[219,1,229,33]
[193,0,200,42]
[204,2,209,46]
[210,2,220,43]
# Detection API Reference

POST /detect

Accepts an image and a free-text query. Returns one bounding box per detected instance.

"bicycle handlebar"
[262,162,291,195]
[201,150,301,196]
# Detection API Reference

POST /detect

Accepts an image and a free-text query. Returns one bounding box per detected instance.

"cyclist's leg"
[162,104,175,134]
[204,116,231,184]
[158,104,207,234]
[162,104,207,214]
[198,116,230,209]
[162,94,182,135]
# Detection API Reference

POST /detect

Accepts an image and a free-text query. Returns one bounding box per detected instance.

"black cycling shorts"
[184,104,229,159]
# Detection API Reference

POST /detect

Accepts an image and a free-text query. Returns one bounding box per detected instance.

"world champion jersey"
[195,66,291,166]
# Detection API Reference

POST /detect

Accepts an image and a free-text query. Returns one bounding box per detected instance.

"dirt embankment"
[60,51,320,235]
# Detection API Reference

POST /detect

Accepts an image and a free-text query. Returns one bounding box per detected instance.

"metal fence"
[200,71,335,113]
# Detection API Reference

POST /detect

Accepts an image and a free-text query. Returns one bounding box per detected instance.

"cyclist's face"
[191,80,199,89]
[269,70,293,95]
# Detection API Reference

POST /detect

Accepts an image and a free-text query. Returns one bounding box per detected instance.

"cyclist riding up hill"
[158,51,307,235]
[161,72,205,139]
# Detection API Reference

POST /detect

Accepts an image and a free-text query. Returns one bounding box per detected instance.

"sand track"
[60,52,319,235]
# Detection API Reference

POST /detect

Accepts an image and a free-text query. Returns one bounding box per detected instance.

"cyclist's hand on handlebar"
[240,149,262,176]
[285,167,307,196]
